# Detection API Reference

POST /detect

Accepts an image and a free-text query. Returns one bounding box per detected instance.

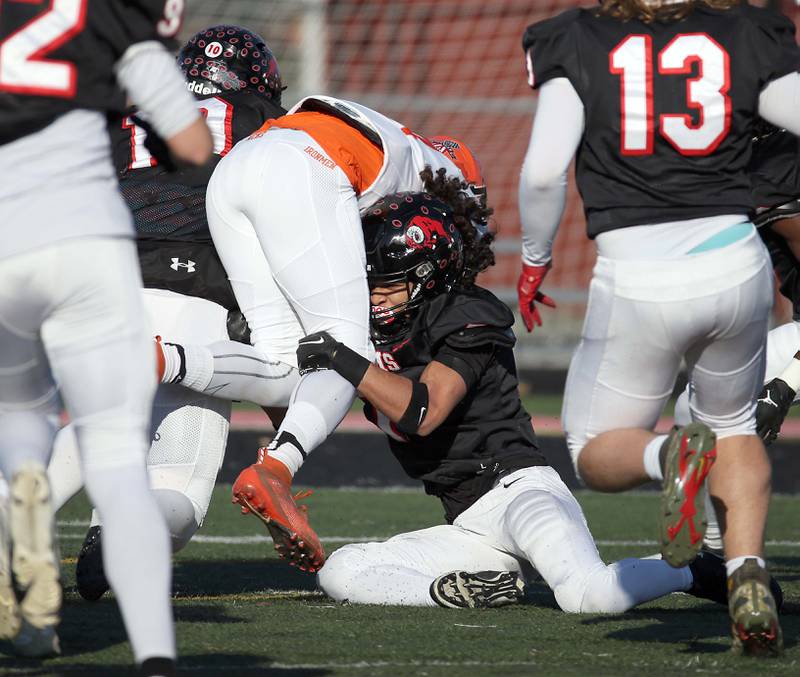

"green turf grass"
[2,487,798,675]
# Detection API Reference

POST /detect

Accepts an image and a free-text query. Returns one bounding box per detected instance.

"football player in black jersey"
[299,175,737,614]
[42,25,292,605]
[0,1,210,669]
[749,126,800,443]
[676,126,800,447]
[519,0,800,656]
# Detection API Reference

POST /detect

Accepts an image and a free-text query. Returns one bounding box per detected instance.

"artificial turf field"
[1,487,799,675]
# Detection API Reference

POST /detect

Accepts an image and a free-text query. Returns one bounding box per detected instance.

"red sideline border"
[231,411,800,439]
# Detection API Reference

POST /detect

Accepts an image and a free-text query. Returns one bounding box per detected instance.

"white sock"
[643,434,668,482]
[269,370,355,477]
[159,342,183,384]
[160,342,215,392]
[84,462,175,662]
[580,558,694,612]
[726,555,766,578]
[702,491,723,552]
[267,437,305,477]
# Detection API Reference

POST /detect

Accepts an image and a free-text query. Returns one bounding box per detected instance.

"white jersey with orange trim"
[288,96,463,212]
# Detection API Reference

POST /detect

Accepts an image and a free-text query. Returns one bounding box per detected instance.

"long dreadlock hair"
[419,166,495,289]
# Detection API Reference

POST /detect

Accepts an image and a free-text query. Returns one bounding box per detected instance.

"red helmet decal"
[405,216,451,251]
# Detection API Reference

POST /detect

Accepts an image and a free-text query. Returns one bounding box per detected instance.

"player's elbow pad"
[115,41,201,141]
[395,381,429,436]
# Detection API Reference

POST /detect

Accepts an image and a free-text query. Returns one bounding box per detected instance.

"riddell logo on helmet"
[186,80,220,96]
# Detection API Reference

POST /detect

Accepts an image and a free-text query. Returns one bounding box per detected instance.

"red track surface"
[230,410,800,439]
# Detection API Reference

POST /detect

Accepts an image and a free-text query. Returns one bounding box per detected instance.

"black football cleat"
[430,571,525,609]
[139,656,176,677]
[76,526,109,602]
[728,559,783,657]
[687,550,783,611]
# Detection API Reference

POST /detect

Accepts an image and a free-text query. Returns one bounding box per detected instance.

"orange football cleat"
[232,454,325,572]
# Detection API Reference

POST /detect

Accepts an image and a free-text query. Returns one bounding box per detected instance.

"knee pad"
[147,388,230,528]
[152,488,200,552]
[317,544,369,601]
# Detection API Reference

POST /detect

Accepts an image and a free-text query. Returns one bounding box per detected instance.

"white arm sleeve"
[114,41,201,140]
[518,77,584,266]
[758,72,800,137]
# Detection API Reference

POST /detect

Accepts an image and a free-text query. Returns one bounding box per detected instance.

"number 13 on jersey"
[610,33,731,156]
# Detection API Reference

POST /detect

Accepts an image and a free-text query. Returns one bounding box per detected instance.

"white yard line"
[53,527,800,548]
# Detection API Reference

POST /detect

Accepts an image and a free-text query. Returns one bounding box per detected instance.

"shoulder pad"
[444,325,515,351]
[426,287,515,349]
[739,3,797,35]
[522,8,584,90]
[522,8,582,52]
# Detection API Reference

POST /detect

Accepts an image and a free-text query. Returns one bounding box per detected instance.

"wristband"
[778,351,800,394]
[331,343,371,387]
[396,381,429,435]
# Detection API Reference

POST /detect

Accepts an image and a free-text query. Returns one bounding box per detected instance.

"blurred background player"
[676,124,800,447]
[304,183,742,614]
[0,0,211,671]
[519,0,800,656]
[749,124,800,442]
[44,25,288,603]
[153,98,470,573]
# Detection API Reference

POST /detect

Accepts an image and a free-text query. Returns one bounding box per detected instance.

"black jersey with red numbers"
[0,0,183,145]
[364,286,548,524]
[111,90,284,314]
[522,4,800,237]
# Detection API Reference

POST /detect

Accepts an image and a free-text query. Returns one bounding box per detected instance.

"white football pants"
[563,232,773,467]
[200,128,372,466]
[48,289,231,551]
[318,466,692,611]
[0,236,174,662]
[672,319,800,552]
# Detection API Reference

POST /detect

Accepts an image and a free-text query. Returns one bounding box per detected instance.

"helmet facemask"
[364,193,464,345]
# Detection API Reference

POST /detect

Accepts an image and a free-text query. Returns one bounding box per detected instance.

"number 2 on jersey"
[610,33,731,156]
[0,0,87,97]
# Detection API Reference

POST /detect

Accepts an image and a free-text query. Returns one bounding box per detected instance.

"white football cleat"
[12,618,60,657]
[8,461,61,655]
[0,495,21,640]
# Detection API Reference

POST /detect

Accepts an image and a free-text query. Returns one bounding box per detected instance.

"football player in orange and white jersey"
[154,101,472,571]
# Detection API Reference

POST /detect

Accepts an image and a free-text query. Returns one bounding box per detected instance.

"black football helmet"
[178,25,283,104]
[363,193,464,343]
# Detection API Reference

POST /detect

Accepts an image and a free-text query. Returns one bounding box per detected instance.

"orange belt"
[255,112,385,195]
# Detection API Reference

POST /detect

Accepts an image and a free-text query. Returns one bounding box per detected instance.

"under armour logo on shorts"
[170,258,196,273]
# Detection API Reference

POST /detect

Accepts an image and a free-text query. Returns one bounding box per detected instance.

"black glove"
[756,377,796,445]
[296,332,370,387]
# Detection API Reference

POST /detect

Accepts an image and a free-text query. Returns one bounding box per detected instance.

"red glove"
[517,262,556,332]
